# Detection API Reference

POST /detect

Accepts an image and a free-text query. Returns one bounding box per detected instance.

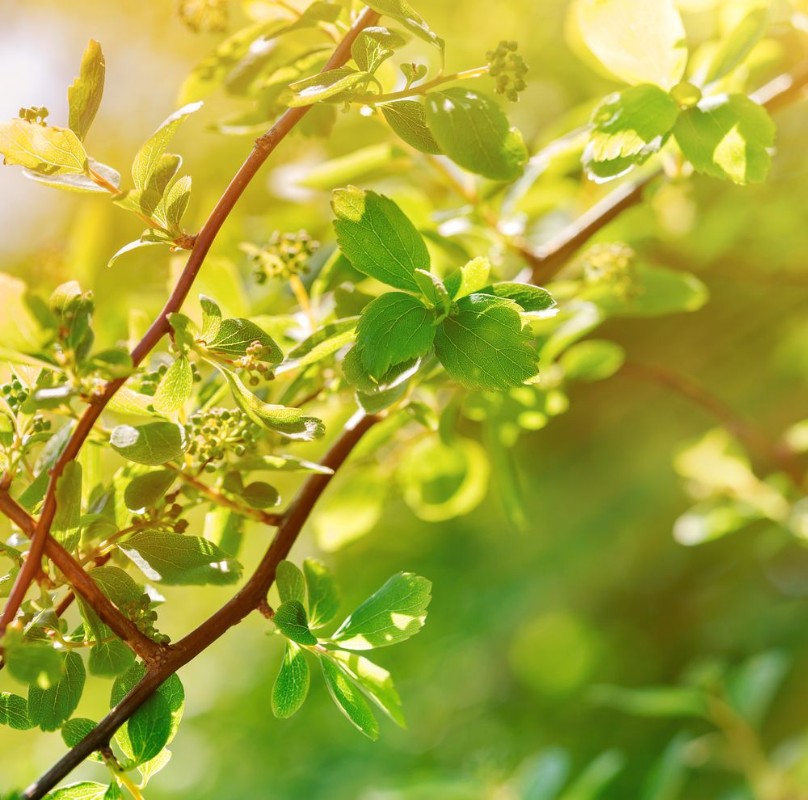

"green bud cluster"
[582,243,640,300]
[487,41,528,102]
[246,230,320,284]
[239,341,275,386]
[119,592,171,645]
[18,106,49,125]
[131,497,189,533]
[1,377,29,413]
[177,0,230,33]
[186,407,260,471]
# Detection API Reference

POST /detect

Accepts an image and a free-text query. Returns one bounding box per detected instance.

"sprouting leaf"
[444,257,491,300]
[0,120,88,175]
[220,367,325,441]
[119,531,242,585]
[702,7,769,85]
[574,0,687,89]
[286,68,374,107]
[673,94,775,185]
[49,783,110,800]
[332,187,429,292]
[351,27,406,73]
[365,0,444,51]
[61,717,97,747]
[27,651,86,731]
[330,650,405,727]
[201,318,283,364]
[434,294,538,390]
[425,88,527,181]
[153,356,194,414]
[381,100,441,154]
[131,102,202,191]
[272,643,310,719]
[68,39,105,141]
[332,572,431,650]
[355,292,436,379]
[123,469,176,511]
[110,422,188,465]
[304,559,340,629]
[53,461,82,551]
[320,656,380,740]
[276,560,306,605]
[560,340,625,382]
[584,85,680,181]
[483,282,556,313]
[0,693,34,730]
[274,600,318,646]
[162,175,192,229]
[106,234,168,268]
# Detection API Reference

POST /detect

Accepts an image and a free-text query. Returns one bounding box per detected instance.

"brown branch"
[0,491,161,661]
[24,413,379,799]
[0,6,381,640]
[516,61,808,285]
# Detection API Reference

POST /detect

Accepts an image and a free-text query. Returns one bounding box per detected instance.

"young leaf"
[321,656,380,739]
[482,282,556,313]
[3,632,64,688]
[584,85,680,181]
[24,157,120,194]
[127,692,173,766]
[274,600,318,646]
[351,27,406,74]
[332,572,431,650]
[220,369,324,441]
[107,235,167,268]
[0,692,34,730]
[123,469,176,511]
[199,295,222,340]
[119,531,242,585]
[574,0,687,89]
[282,318,358,371]
[201,318,282,364]
[332,187,429,292]
[89,640,135,678]
[365,0,444,51]
[53,461,82,551]
[425,88,527,181]
[330,650,405,727]
[241,481,280,509]
[702,7,769,85]
[61,717,97,747]
[0,121,88,175]
[444,256,491,300]
[27,651,86,731]
[381,100,442,154]
[68,39,105,141]
[153,356,193,414]
[673,94,775,185]
[434,294,538,391]
[276,561,306,605]
[48,783,110,800]
[355,292,436,378]
[131,102,202,191]
[110,422,188,465]
[304,559,340,629]
[272,642,310,719]
[286,68,374,107]
[162,174,192,229]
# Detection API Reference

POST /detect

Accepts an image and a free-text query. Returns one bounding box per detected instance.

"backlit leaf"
[68,39,105,141]
[320,656,380,740]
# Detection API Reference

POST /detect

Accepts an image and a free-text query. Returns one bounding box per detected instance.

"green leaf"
[321,656,379,739]
[199,295,222,340]
[274,600,318,646]
[703,7,769,85]
[283,318,357,371]
[352,27,406,73]
[0,693,34,730]
[107,235,167,268]
[557,750,624,800]
[3,632,64,687]
[128,692,173,766]
[68,39,105,141]
[560,340,625,382]
[27,651,85,731]
[331,650,405,727]
[131,102,202,191]
[53,461,82,551]
[220,368,324,441]
[202,318,283,364]
[24,158,119,194]
[89,640,135,678]
[240,481,280,509]
[584,85,680,181]
[380,100,441,154]
[332,187,429,292]
[162,175,192,229]
[272,642,310,719]
[332,572,431,650]
[673,94,775,185]
[592,685,708,718]
[48,783,110,800]
[119,531,242,585]
[110,422,188,466]
[355,292,435,378]
[286,67,373,107]
[153,356,193,414]
[574,0,687,89]
[123,469,175,511]
[276,561,306,605]
[61,717,97,747]
[727,650,789,726]
[483,282,556,313]
[425,88,527,181]
[304,559,340,629]
[365,0,444,51]
[434,294,538,391]
[0,120,88,175]
[445,257,491,300]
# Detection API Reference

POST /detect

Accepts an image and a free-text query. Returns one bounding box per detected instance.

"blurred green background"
[1,1,808,798]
